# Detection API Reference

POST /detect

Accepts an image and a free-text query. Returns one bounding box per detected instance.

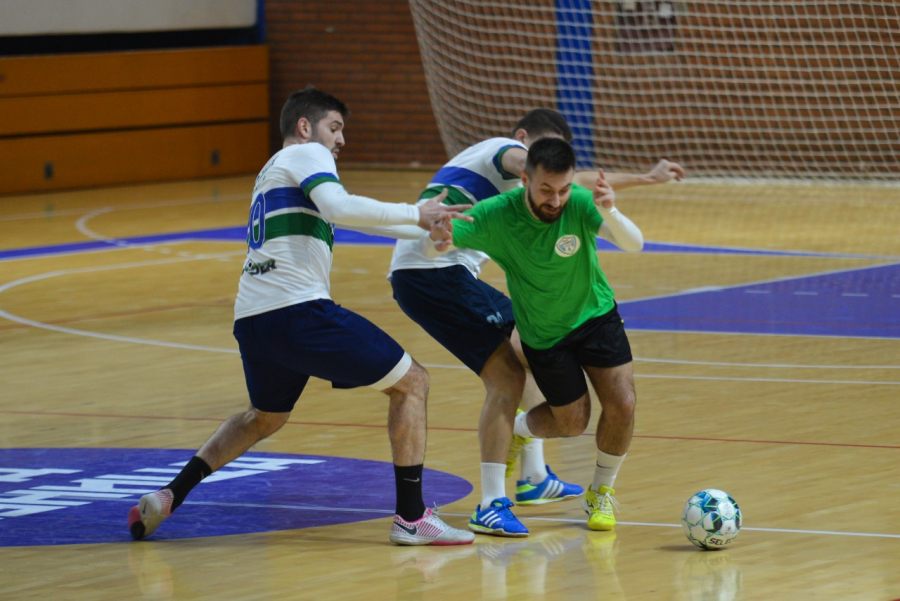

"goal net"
[408,1,900,181]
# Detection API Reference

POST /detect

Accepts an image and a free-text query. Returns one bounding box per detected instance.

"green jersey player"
[438,137,645,532]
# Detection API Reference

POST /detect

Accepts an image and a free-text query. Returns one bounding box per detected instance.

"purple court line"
[4,225,896,261]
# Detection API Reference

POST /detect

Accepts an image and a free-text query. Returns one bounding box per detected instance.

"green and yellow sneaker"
[582,485,619,531]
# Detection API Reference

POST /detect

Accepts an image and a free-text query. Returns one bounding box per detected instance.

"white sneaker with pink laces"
[390,507,474,546]
[128,489,174,540]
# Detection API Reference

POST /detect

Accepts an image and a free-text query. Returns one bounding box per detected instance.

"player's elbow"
[621,234,644,252]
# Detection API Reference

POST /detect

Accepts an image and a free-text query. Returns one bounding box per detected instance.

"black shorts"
[521,305,632,407]
[391,266,515,374]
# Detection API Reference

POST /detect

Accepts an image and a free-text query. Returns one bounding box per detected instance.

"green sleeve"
[451,202,493,253]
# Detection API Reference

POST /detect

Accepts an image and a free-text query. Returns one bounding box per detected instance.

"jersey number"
[248,193,266,250]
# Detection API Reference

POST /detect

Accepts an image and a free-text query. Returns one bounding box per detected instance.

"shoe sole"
[128,495,168,540]
[516,492,583,506]
[468,524,529,538]
[391,536,475,547]
[390,533,474,546]
[127,506,145,540]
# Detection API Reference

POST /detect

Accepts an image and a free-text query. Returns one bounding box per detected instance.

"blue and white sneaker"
[468,497,529,537]
[515,466,584,505]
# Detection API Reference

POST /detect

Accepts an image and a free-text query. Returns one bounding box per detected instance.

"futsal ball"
[681,489,742,550]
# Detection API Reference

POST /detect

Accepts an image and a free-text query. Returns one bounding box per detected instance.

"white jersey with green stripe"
[388,137,527,278]
[235,142,419,320]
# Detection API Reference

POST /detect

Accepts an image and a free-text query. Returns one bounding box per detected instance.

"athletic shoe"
[582,485,619,531]
[128,488,174,540]
[390,507,475,546]
[468,497,529,537]
[505,434,530,478]
[515,465,584,505]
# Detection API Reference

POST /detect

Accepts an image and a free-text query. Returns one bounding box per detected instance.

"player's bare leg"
[468,342,529,537]
[584,362,635,457]
[197,408,292,470]
[507,329,585,505]
[383,360,429,467]
[385,360,474,545]
[478,341,525,472]
[129,407,291,540]
[581,362,636,531]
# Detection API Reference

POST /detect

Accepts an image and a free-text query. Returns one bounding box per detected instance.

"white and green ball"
[682,489,742,550]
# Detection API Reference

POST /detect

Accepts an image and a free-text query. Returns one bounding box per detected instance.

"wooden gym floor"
[0,171,898,600]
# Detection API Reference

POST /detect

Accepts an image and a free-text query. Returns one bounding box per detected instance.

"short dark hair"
[525,137,577,176]
[279,86,349,141]
[511,109,573,142]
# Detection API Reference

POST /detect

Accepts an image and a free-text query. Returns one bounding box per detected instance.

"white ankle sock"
[513,410,535,439]
[481,462,507,508]
[520,439,549,484]
[592,450,626,491]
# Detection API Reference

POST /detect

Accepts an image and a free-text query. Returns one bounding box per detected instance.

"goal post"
[409,1,900,180]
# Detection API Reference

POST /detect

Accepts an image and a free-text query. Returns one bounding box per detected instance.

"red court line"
[1,409,898,450]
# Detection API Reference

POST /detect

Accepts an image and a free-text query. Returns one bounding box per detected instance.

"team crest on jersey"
[555,235,581,257]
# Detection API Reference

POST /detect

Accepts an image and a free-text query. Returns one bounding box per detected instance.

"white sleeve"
[309,181,421,228]
[340,223,426,239]
[597,206,644,252]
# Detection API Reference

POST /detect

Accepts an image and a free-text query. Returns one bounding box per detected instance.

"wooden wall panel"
[0,46,269,195]
[0,46,269,97]
[0,122,268,195]
[0,83,268,136]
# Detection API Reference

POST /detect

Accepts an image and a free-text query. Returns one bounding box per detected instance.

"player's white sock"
[592,450,626,491]
[481,462,507,507]
[520,439,549,484]
[513,410,535,439]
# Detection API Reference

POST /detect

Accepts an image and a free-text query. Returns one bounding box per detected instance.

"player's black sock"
[394,464,426,522]
[166,455,212,512]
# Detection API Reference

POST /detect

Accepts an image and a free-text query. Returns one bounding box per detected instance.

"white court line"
[622,260,900,305]
[632,357,900,370]
[420,364,900,387]
[635,374,900,386]
[0,253,244,355]
[0,194,247,222]
[110,498,900,540]
[1,259,897,379]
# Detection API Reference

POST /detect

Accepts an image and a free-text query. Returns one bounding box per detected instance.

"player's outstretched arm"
[592,169,644,252]
[574,159,685,191]
[310,184,471,232]
[416,189,473,231]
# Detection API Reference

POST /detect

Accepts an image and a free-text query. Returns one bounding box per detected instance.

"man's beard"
[526,189,563,223]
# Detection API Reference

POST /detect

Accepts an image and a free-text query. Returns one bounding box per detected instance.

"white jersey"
[388,137,527,278]
[235,142,419,320]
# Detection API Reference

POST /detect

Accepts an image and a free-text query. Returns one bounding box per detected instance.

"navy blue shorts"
[391,266,515,374]
[521,305,633,407]
[232,299,410,413]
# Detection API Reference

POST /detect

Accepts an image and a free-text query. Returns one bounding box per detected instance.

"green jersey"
[451,184,615,350]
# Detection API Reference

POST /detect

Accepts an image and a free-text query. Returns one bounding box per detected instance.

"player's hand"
[429,214,453,246]
[646,159,686,183]
[417,189,473,231]
[593,169,616,211]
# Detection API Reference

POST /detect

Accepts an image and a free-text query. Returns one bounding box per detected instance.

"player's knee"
[482,367,525,404]
[393,360,430,397]
[553,397,591,435]
[610,390,636,419]
[249,408,290,439]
